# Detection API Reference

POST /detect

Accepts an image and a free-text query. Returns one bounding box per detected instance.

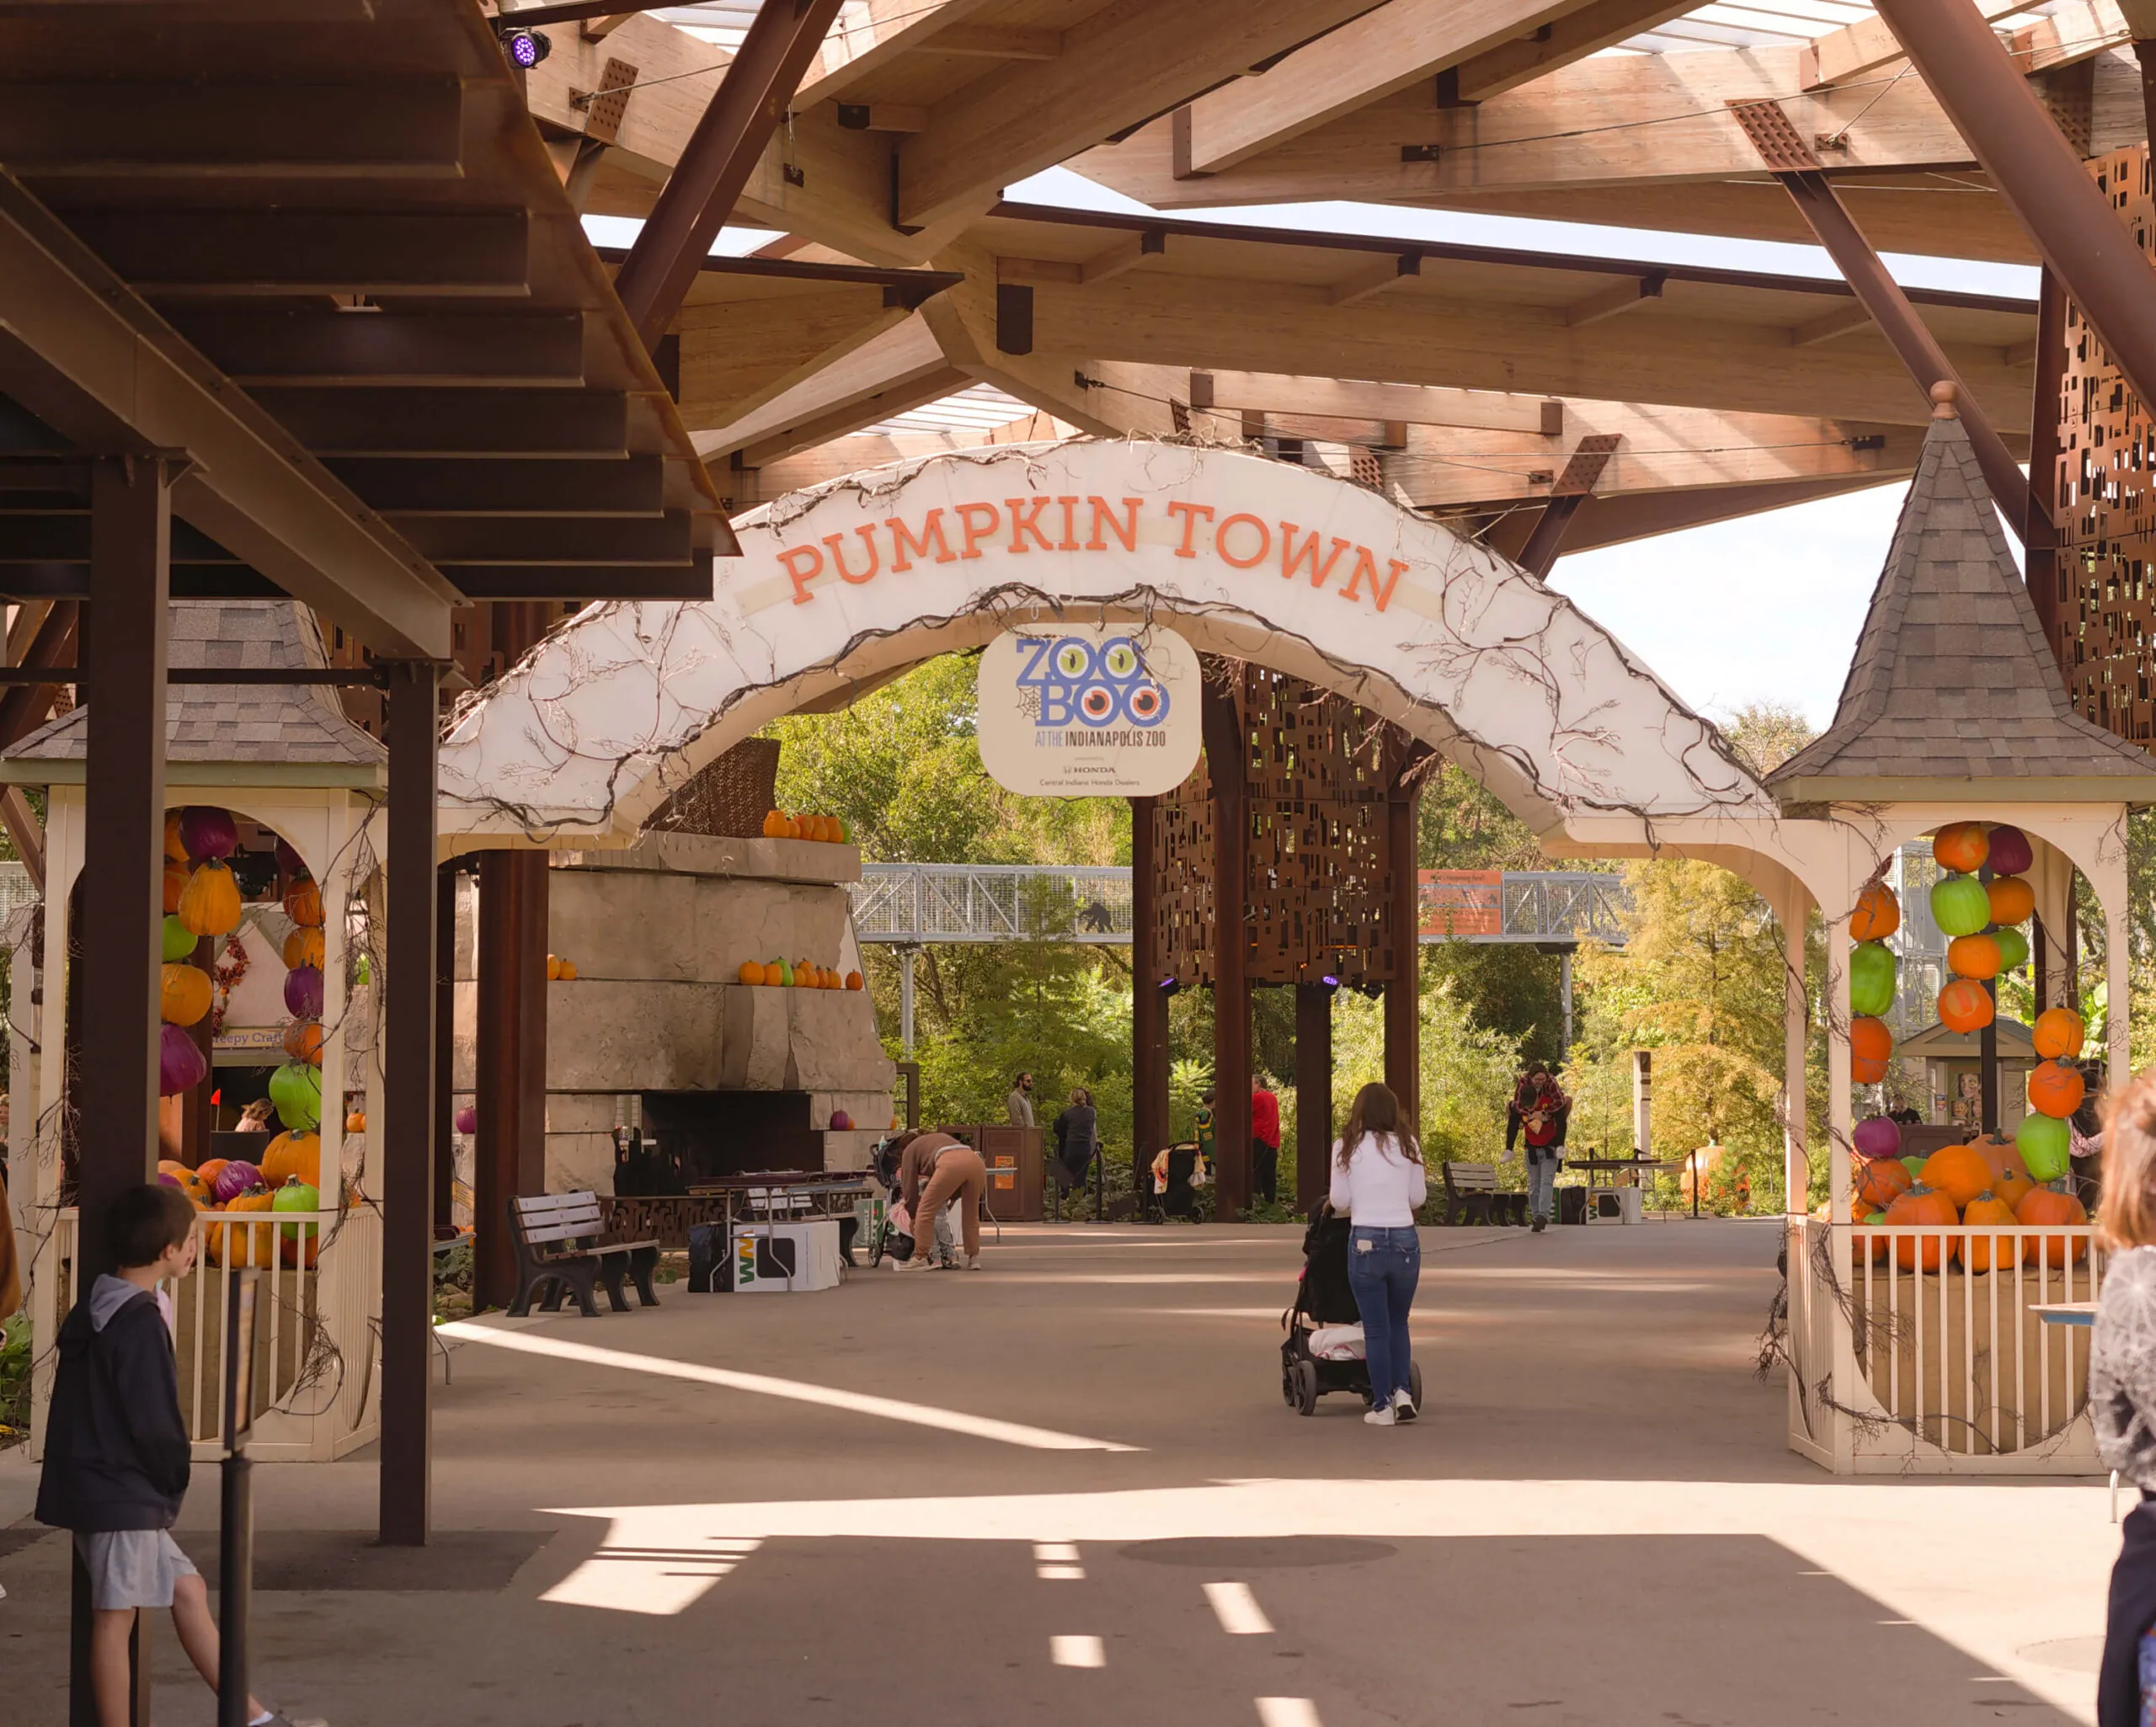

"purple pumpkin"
[830,1109,853,1131]
[213,1159,263,1204]
[179,805,238,862]
[454,1104,478,1136]
[1986,824,2033,877]
[158,1023,207,1096]
[284,963,323,1020]
[1853,1116,1902,1161]
[158,1170,184,1191]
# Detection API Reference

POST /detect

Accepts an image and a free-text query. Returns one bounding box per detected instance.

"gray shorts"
[74,1529,197,1611]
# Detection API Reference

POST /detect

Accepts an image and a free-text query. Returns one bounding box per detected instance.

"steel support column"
[1202,674,1251,1219]
[379,660,440,1547]
[2027,265,2068,664]
[1776,168,2034,539]
[431,860,457,1239]
[1294,983,1332,1214]
[612,0,849,352]
[1872,0,2156,421]
[1130,795,1167,1199]
[72,454,171,1727]
[473,850,548,1311]
[1384,775,1422,1129]
[1515,494,1583,579]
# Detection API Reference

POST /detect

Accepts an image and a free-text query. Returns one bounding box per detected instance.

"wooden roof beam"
[1803,0,2033,86]
[893,0,1385,231]
[1453,0,1698,101]
[1562,272,1664,327]
[692,312,965,465]
[0,175,451,658]
[1791,301,1876,346]
[1172,0,1598,178]
[799,0,1013,104]
[1187,369,1566,434]
[1327,251,1422,306]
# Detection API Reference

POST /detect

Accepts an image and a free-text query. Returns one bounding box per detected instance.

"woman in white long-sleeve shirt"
[1328,1083,1429,1426]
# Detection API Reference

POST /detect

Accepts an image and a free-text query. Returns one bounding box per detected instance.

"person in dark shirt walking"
[37,1184,306,1727]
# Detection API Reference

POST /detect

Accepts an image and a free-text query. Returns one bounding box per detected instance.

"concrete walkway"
[0,1218,2123,1724]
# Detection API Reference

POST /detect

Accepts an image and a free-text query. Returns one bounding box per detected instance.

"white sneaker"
[1392,1392,1417,1424]
[1364,1403,1396,1426]
[963,1255,981,1271]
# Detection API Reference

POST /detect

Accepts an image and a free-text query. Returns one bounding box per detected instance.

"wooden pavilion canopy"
[0,0,731,658]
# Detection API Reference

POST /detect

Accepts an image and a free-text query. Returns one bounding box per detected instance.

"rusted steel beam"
[1870,0,2156,434]
[613,0,849,353]
[1775,166,2037,541]
[1201,671,1251,1220]
[1515,493,1585,580]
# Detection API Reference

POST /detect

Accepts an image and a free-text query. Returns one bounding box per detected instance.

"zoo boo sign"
[761,493,1413,616]
[975,625,1201,797]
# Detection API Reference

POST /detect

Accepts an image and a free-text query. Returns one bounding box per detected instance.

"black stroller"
[1280,1202,1423,1416]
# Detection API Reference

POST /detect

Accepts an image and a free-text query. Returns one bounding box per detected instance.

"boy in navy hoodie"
[36,1183,302,1727]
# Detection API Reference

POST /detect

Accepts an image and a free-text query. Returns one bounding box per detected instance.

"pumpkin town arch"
[436,434,1833,1218]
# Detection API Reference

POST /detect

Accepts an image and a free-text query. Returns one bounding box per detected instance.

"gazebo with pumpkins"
[7,600,388,1463]
[1762,384,2156,1473]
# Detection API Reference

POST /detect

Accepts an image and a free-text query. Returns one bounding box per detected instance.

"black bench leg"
[508,1273,538,1318]
[630,1245,660,1308]
[565,1263,601,1317]
[537,1275,568,1314]
[597,1255,633,1314]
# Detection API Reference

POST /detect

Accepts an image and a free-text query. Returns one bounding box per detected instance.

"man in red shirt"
[1251,1075,1282,1207]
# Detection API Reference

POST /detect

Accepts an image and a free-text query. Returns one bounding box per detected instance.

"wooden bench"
[1440,1163,1528,1227]
[506,1192,661,1317]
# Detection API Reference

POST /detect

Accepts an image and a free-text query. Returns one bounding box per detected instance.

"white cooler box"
[730,1218,842,1293]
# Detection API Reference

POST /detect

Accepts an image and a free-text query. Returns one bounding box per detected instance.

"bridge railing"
[851,863,1629,946]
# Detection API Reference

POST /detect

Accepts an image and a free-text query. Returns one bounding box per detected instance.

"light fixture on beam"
[500,26,553,70]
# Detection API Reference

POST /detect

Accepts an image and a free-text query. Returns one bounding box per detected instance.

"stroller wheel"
[868,1223,886,1269]
[1280,1363,1298,1407]
[1291,1359,1319,1417]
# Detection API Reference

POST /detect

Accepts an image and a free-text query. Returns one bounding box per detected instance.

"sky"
[588,164,2036,733]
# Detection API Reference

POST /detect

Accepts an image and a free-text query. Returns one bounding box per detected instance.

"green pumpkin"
[771,957,793,987]
[160,914,197,963]
[2016,1111,2072,1182]
[1930,872,1993,938]
[1849,941,1897,1017]
[1900,1154,1928,1178]
[273,1177,321,1244]
[1992,926,2030,972]
[268,1061,322,1134]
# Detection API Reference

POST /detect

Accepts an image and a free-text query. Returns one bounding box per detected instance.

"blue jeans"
[1527,1150,1561,1219]
[1347,1224,1421,1407]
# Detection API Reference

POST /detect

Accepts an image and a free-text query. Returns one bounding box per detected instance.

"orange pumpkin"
[2018,1186,2089,1266]
[546,954,563,981]
[1885,1185,1957,1269]
[163,861,188,914]
[1849,882,1901,942]
[1957,1191,2020,1272]
[283,1020,323,1064]
[846,970,863,990]
[2028,1059,2087,1120]
[160,962,211,1028]
[1856,1156,1913,1213]
[1976,1135,2035,1211]
[197,1158,229,1191]
[207,1188,277,1267]
[1987,875,2036,926]
[738,961,764,986]
[163,813,189,863]
[762,810,786,839]
[283,926,325,971]
[2034,1007,2087,1061]
[782,816,802,840]
[1932,821,1990,874]
[1850,1015,1893,1084]
[1938,977,1993,1033]
[1946,933,2002,981]
[1921,1142,1992,1209]
[178,859,242,937]
[259,1130,320,1189]
[284,877,323,928]
[345,1109,366,1133]
[558,960,578,981]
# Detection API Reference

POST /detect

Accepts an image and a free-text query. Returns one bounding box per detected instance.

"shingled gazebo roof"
[1766,395,2156,806]
[0,601,385,789]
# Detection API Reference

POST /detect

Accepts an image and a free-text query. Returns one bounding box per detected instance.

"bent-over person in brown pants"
[894,1130,986,1270]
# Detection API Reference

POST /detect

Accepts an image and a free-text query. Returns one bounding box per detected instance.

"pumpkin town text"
[771,494,1414,614]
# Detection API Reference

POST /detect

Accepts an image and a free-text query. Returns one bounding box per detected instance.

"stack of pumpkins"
[1847,878,1902,1084]
[1928,821,2035,1037]
[737,957,864,990]
[272,843,326,1142]
[761,809,851,844]
[161,1132,322,1270]
[1849,1002,2092,1271]
[157,807,242,1099]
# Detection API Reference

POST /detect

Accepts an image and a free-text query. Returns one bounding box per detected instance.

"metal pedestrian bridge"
[847,864,1630,947]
